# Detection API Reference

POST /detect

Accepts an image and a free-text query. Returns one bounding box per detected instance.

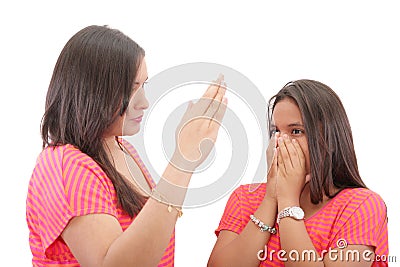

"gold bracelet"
[151,188,183,218]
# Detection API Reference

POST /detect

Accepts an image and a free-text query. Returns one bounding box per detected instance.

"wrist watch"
[277,206,304,224]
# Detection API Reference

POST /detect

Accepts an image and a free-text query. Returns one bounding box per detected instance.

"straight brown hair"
[268,79,367,204]
[41,25,146,217]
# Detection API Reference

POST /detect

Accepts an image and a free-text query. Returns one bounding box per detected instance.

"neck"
[299,183,332,218]
[300,183,311,207]
[103,136,123,155]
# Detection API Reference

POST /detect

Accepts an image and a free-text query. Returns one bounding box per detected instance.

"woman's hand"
[171,75,227,172]
[264,132,278,203]
[276,134,309,205]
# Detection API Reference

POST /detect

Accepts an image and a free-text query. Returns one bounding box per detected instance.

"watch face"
[291,207,304,219]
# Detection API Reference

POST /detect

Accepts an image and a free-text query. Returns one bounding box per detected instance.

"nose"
[138,95,149,110]
[134,87,149,111]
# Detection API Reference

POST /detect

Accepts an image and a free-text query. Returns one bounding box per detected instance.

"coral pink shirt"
[215,183,388,266]
[26,139,174,266]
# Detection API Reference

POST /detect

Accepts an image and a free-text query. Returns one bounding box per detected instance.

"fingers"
[268,132,279,175]
[291,138,306,169]
[266,138,274,169]
[213,79,227,105]
[208,97,227,134]
[267,146,278,178]
[203,80,227,119]
[185,100,193,112]
[202,74,224,99]
[202,75,227,131]
[277,134,307,170]
[274,132,279,148]
[188,75,226,121]
[276,147,285,174]
[277,136,291,173]
[266,132,279,169]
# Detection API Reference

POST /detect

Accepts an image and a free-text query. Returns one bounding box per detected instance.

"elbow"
[207,260,217,267]
[207,253,226,267]
[207,256,216,267]
[207,254,218,267]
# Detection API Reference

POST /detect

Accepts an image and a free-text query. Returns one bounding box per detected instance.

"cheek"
[125,100,135,117]
[105,115,124,137]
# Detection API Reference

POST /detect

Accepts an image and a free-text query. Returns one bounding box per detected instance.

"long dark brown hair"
[268,79,366,204]
[41,25,146,217]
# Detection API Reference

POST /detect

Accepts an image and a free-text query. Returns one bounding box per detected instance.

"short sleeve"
[215,187,244,236]
[32,146,117,252]
[331,191,388,255]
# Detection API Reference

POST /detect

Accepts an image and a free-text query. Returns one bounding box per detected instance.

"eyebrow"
[270,122,304,128]
[288,122,304,127]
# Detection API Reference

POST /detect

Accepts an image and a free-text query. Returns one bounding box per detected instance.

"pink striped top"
[215,184,388,266]
[26,139,175,266]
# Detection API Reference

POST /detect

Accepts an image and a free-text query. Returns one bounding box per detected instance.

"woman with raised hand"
[26,25,227,267]
[208,79,388,266]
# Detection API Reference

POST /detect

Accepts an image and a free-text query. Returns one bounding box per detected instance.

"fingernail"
[283,134,288,139]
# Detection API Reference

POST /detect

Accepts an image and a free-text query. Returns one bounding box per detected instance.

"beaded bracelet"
[151,188,183,218]
[250,214,277,234]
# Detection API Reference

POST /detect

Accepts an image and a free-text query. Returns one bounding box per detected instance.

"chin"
[122,126,140,136]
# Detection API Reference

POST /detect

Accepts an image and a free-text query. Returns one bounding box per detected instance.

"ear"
[305,174,311,183]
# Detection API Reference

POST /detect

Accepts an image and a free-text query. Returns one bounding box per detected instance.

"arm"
[208,135,279,267]
[278,213,374,266]
[208,197,277,267]
[62,77,227,267]
[62,164,190,267]
[276,134,376,267]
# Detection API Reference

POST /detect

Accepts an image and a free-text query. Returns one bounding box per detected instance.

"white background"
[1,0,399,266]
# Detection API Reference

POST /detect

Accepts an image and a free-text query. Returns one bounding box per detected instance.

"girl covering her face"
[208,79,388,267]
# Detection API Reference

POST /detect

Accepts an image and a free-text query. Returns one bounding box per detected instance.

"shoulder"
[335,187,386,209]
[233,183,266,197]
[215,183,266,235]
[330,187,387,221]
[326,188,388,251]
[226,183,266,208]
[37,144,91,165]
[33,144,108,182]
[62,144,102,171]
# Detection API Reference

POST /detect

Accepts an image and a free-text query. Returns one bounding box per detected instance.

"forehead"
[272,98,302,124]
[136,57,148,80]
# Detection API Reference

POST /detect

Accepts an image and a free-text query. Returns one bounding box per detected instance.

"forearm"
[278,201,323,267]
[103,163,191,267]
[209,197,277,267]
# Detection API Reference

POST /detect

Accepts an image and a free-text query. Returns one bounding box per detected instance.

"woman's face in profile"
[122,58,149,136]
[271,98,310,174]
[106,58,149,137]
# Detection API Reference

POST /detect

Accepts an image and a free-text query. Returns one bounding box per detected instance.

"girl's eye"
[292,129,304,135]
[269,129,279,137]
